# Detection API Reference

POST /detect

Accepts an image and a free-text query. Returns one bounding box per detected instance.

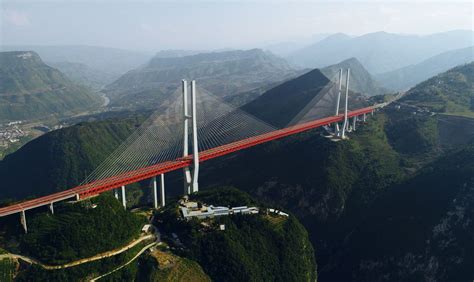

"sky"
[1,0,473,51]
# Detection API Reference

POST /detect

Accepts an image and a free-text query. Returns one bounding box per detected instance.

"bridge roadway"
[0,106,378,217]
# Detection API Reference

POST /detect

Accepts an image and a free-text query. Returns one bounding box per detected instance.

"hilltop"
[157,187,317,282]
[104,49,299,109]
[320,57,388,96]
[241,68,368,128]
[400,62,474,116]
[0,51,102,122]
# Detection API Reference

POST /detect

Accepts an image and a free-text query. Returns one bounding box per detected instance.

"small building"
[142,224,153,233]
[179,200,260,221]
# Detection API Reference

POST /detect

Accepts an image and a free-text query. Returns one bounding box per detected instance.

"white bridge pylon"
[182,80,200,195]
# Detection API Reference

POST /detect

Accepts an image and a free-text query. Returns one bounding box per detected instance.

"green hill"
[157,187,317,282]
[0,114,145,201]
[0,51,102,122]
[401,62,474,115]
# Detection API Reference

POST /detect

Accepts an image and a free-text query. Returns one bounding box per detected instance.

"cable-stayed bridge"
[0,69,387,233]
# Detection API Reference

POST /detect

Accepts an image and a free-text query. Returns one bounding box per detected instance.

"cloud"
[3,10,30,27]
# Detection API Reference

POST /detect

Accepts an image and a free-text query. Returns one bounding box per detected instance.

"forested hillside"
[401,62,474,116]
[0,114,146,201]
[0,51,102,122]
[157,188,317,282]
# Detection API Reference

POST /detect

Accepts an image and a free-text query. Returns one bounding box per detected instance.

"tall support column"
[334,68,343,134]
[152,176,158,209]
[114,189,119,199]
[160,174,166,207]
[20,210,27,234]
[190,80,199,193]
[363,113,367,122]
[121,185,126,209]
[49,202,54,214]
[352,116,357,131]
[182,80,192,195]
[75,194,80,201]
[341,68,350,139]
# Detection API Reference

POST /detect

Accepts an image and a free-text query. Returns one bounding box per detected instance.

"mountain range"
[104,49,300,108]
[287,30,474,74]
[375,46,474,91]
[0,45,151,76]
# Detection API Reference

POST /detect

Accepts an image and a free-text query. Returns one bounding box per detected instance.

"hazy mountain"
[48,61,118,90]
[376,46,474,91]
[104,49,299,108]
[0,51,102,122]
[241,68,368,128]
[263,33,331,57]
[401,62,474,115]
[153,49,208,58]
[288,30,474,74]
[0,45,152,76]
[321,57,389,96]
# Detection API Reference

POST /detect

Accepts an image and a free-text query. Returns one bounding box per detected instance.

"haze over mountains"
[287,30,474,74]
[376,46,474,91]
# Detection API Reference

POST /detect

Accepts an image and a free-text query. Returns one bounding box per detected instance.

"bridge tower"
[183,80,200,194]
[341,68,351,139]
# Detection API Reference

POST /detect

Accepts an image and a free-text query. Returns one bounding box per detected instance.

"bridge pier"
[121,185,126,209]
[20,210,27,233]
[152,177,158,209]
[114,188,119,199]
[159,174,165,207]
[363,113,366,122]
[352,116,357,131]
[152,175,165,208]
[49,202,54,214]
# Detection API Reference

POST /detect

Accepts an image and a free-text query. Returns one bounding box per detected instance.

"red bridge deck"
[0,106,376,217]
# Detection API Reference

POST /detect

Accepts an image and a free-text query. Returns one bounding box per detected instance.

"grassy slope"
[137,252,211,282]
